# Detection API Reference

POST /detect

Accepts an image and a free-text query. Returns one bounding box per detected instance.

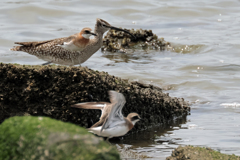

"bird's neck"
[94,25,105,40]
[125,118,134,130]
[77,34,89,46]
[95,31,104,40]
[76,27,104,64]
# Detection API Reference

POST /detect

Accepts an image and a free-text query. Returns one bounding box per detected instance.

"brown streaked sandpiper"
[11,18,135,66]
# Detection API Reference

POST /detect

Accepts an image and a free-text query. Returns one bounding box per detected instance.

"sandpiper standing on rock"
[11,18,135,66]
[71,90,141,140]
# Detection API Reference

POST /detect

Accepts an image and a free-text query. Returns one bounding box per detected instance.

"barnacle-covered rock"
[166,145,240,160]
[102,28,171,53]
[0,63,190,136]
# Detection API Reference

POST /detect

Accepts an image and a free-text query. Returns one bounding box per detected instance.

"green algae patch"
[166,146,240,160]
[0,116,120,160]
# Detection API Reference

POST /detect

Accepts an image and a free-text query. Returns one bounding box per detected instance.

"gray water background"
[0,0,240,159]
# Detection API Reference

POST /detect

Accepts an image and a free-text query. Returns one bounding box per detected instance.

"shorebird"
[71,90,141,140]
[11,18,135,66]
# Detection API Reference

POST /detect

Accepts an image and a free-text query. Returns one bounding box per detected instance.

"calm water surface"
[1,0,240,159]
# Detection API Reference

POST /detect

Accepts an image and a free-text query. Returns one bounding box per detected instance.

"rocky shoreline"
[0,63,239,159]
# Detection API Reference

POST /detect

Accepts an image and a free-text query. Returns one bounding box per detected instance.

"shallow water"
[1,0,240,159]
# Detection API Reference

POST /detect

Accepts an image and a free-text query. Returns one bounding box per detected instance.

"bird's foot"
[42,61,52,65]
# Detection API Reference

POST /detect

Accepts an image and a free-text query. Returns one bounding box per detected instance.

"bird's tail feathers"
[10,46,21,51]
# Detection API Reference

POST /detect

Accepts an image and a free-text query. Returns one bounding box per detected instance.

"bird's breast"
[125,118,134,130]
[74,36,90,48]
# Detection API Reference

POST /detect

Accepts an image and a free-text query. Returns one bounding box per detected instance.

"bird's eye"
[102,24,107,27]
[85,30,90,34]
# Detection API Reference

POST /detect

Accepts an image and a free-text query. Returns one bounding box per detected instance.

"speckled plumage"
[11,19,112,66]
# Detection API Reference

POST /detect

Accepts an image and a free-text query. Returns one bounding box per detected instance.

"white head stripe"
[82,33,92,39]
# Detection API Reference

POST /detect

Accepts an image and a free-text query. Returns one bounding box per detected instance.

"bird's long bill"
[108,26,136,39]
[90,32,97,36]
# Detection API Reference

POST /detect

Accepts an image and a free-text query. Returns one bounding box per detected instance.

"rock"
[101,28,171,53]
[166,146,240,160]
[0,116,120,160]
[0,63,190,136]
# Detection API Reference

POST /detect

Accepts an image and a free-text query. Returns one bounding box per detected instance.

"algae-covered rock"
[0,116,120,160]
[0,63,190,136]
[166,146,240,160]
[102,28,171,53]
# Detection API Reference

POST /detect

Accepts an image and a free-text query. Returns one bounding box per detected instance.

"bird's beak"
[106,25,136,39]
[90,32,97,36]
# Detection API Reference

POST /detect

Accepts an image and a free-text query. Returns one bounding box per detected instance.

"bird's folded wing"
[14,34,78,47]
[14,40,54,47]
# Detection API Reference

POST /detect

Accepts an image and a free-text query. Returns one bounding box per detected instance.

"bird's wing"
[100,91,126,132]
[71,102,111,128]
[71,102,110,110]
[108,90,126,119]
[14,40,53,47]
[13,34,78,47]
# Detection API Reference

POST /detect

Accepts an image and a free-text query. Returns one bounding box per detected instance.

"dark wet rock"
[0,116,120,160]
[102,28,171,53]
[166,146,240,160]
[0,63,190,136]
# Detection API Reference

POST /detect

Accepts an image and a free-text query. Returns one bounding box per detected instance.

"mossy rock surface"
[0,116,120,160]
[166,146,240,160]
[0,63,190,136]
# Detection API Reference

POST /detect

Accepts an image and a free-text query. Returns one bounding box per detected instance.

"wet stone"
[102,28,171,53]
[166,145,240,160]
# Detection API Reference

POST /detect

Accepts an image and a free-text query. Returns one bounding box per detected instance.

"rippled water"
[1,0,240,159]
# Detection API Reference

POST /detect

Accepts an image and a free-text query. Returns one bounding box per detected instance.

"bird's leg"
[42,61,52,65]
[105,137,112,145]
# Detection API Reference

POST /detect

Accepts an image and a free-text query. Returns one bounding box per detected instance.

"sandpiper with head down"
[71,90,141,140]
[11,18,135,66]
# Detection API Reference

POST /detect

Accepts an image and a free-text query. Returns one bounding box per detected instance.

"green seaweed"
[0,116,120,160]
